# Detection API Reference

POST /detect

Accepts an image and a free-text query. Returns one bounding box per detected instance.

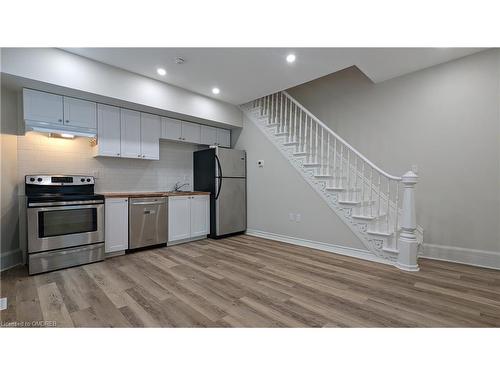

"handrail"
[282,91,402,181]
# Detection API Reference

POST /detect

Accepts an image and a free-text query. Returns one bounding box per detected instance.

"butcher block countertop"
[101,191,211,198]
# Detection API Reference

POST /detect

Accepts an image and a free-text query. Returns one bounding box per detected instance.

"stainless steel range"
[26,175,105,275]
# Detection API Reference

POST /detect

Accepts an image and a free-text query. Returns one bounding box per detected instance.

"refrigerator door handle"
[214,154,223,200]
[215,154,223,178]
[215,176,223,200]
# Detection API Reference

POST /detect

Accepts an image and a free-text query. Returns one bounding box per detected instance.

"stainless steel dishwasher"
[129,196,167,249]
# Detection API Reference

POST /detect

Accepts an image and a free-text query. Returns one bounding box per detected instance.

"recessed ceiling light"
[286,54,296,63]
[212,87,220,95]
[156,68,166,76]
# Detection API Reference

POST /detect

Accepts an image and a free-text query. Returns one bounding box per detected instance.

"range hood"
[25,120,97,138]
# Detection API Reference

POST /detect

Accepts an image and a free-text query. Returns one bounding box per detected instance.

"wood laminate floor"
[1,235,500,327]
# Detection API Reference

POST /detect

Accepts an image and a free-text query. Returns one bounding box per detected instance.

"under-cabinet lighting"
[212,87,220,95]
[286,54,296,63]
[49,133,75,139]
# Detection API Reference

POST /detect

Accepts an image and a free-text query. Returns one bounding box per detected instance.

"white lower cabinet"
[168,195,209,243]
[105,198,129,253]
[190,195,210,237]
[168,196,191,242]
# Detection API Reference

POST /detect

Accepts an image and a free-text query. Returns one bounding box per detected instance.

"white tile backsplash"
[17,132,198,195]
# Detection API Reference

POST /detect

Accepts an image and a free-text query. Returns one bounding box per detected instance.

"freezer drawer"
[129,197,167,249]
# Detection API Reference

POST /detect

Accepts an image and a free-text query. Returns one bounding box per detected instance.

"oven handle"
[28,200,104,207]
[28,203,103,212]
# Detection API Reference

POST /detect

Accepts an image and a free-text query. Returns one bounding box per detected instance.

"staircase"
[242,91,422,271]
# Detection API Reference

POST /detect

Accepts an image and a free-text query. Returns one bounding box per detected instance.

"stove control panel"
[25,175,95,186]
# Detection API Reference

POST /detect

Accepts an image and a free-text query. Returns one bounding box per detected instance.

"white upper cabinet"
[23,89,97,135]
[161,117,182,141]
[217,128,231,148]
[181,121,201,143]
[160,116,231,148]
[120,109,142,159]
[63,97,97,129]
[140,113,161,160]
[200,125,217,146]
[23,89,64,125]
[95,104,121,157]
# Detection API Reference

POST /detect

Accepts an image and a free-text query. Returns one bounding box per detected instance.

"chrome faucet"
[173,182,190,192]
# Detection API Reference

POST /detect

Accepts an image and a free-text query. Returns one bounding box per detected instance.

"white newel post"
[397,171,420,271]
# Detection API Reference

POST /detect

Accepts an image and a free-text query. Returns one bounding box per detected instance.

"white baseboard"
[245,229,395,267]
[420,243,500,270]
[0,249,23,272]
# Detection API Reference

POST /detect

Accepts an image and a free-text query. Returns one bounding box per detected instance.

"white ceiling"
[63,48,484,105]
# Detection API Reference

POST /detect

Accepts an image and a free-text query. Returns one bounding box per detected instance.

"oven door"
[27,200,104,253]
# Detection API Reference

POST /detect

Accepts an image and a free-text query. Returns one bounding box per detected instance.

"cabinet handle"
[117,153,120,156]
[142,155,146,158]
[138,154,141,157]
[65,120,69,123]
[178,137,182,140]
[58,119,62,122]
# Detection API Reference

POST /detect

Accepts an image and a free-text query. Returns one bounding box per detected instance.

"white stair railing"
[251,91,419,271]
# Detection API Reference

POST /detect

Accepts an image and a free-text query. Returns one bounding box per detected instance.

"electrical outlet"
[0,297,7,311]
[288,213,295,221]
[296,213,301,222]
[257,160,264,168]
[411,164,418,173]
[92,170,100,179]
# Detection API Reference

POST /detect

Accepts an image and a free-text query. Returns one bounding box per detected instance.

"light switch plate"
[0,297,7,311]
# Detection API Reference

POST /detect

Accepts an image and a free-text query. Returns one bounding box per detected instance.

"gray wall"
[288,49,500,258]
[234,115,365,250]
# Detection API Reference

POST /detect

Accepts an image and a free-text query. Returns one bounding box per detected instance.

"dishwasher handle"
[131,201,165,206]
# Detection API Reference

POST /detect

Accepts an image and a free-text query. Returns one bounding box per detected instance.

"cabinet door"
[120,109,142,159]
[161,117,182,141]
[140,113,161,160]
[105,198,129,253]
[63,97,97,129]
[190,195,210,237]
[200,125,217,146]
[23,89,64,125]
[96,104,121,157]
[217,128,231,148]
[168,196,191,242]
[181,121,201,143]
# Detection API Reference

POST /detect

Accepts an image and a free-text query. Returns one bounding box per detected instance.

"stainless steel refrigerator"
[193,147,246,238]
